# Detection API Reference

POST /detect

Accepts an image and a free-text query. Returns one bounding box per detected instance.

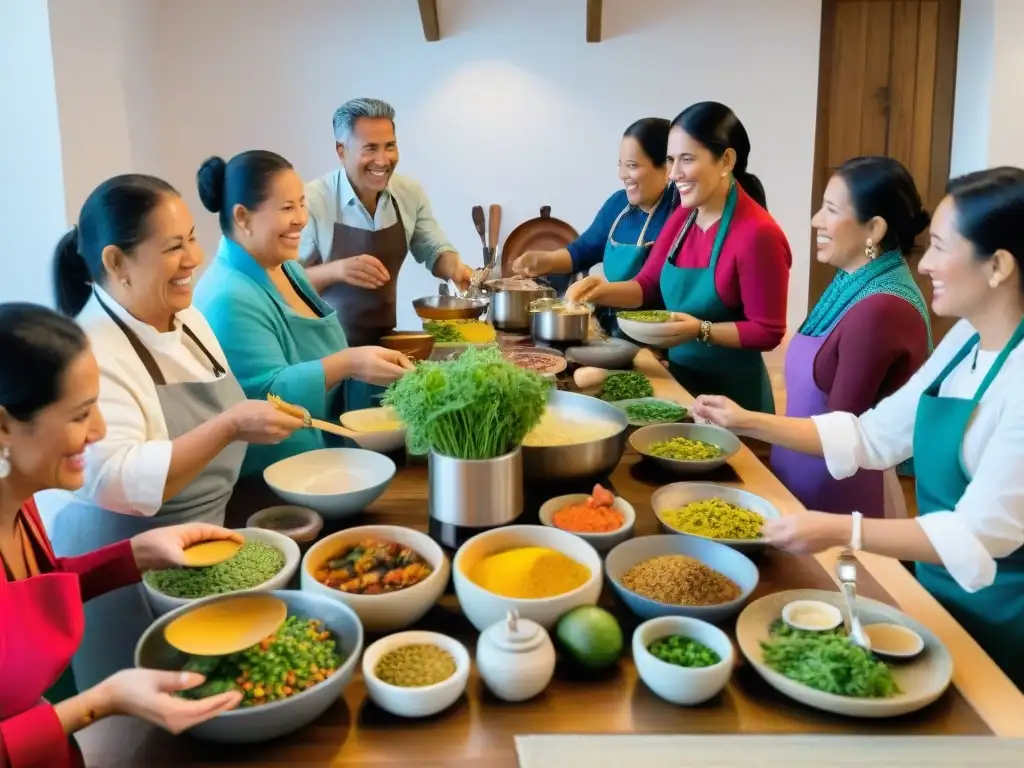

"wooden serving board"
[515,735,1023,767]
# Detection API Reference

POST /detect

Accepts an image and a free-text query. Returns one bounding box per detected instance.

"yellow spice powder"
[467,546,589,599]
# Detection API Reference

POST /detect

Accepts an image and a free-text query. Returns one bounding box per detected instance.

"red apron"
[0,505,85,768]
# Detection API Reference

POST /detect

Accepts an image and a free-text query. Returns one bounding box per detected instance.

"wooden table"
[78,351,1024,767]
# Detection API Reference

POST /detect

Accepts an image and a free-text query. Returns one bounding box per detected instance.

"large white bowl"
[135,590,363,743]
[617,316,694,348]
[263,448,396,519]
[538,493,635,553]
[339,407,408,454]
[651,482,781,552]
[362,630,471,718]
[301,525,449,633]
[142,527,300,617]
[633,616,735,705]
[452,525,603,631]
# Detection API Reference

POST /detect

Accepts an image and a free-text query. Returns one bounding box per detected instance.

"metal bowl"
[522,390,629,481]
[484,281,555,331]
[413,295,489,321]
[531,308,589,343]
[135,590,363,743]
[630,423,741,474]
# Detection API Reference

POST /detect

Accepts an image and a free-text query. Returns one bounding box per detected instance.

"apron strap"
[667,182,738,267]
[95,292,166,386]
[608,190,665,248]
[181,325,226,377]
[972,318,1024,403]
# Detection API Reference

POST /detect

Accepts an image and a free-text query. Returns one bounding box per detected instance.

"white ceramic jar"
[475,609,556,702]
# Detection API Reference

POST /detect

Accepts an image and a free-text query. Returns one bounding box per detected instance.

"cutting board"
[515,735,1022,768]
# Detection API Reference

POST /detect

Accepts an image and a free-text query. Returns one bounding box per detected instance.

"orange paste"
[552,484,623,533]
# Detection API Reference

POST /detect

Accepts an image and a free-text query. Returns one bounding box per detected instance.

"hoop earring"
[865,239,878,260]
[0,446,11,479]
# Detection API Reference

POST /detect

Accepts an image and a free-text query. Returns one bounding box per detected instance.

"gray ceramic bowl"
[135,590,363,743]
[605,534,759,623]
[651,482,782,552]
[629,423,741,474]
[564,337,640,369]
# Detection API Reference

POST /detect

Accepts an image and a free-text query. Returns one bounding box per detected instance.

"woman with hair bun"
[695,167,1024,689]
[192,150,412,476]
[568,102,792,413]
[41,174,304,693]
[696,156,933,518]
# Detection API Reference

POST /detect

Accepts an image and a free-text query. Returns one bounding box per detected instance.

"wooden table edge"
[633,349,1024,737]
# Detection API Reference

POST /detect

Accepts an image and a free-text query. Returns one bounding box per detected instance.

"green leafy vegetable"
[618,310,672,323]
[600,371,653,402]
[624,401,687,424]
[761,620,899,698]
[383,345,550,459]
[648,634,721,668]
[422,321,462,342]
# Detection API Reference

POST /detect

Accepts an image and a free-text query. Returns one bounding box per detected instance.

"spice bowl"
[630,423,741,475]
[538,493,636,553]
[300,525,449,633]
[651,482,782,552]
[453,525,603,632]
[142,527,301,617]
[362,630,471,718]
[246,505,324,554]
[633,616,735,706]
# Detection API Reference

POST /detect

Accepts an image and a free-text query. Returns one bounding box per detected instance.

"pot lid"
[500,206,578,278]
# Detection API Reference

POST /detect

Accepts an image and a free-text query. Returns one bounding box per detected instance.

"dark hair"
[672,101,767,209]
[834,156,930,254]
[0,303,88,421]
[947,166,1024,291]
[623,118,671,166]
[52,174,178,318]
[197,150,294,236]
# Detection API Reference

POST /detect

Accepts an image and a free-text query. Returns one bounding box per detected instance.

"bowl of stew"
[299,525,449,633]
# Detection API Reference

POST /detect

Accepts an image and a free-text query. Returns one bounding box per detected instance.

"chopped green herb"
[625,401,687,424]
[600,371,653,401]
[648,634,721,668]
[422,321,462,342]
[648,436,723,461]
[144,540,284,599]
[618,310,672,323]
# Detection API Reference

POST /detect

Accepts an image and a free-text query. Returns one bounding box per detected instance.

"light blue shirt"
[299,169,456,272]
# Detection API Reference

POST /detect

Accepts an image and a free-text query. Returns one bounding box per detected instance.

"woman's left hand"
[451,264,474,294]
[131,524,243,572]
[762,511,851,555]
[669,313,702,343]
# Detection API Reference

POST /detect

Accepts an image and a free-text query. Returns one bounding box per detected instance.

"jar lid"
[246,505,323,543]
[485,609,547,652]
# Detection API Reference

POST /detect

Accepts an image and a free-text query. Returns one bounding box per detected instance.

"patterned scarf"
[800,249,933,347]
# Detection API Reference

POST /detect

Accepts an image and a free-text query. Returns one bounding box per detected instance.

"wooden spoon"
[267,394,362,441]
[164,594,287,656]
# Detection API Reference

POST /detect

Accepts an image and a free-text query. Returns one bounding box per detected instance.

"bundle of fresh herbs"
[760,620,899,698]
[383,345,550,459]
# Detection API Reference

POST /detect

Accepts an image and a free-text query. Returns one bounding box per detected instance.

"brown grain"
[621,554,741,606]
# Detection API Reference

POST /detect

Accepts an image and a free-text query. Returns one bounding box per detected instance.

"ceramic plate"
[736,589,953,718]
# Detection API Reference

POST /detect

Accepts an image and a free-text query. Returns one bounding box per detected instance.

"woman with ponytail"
[40,174,303,694]
[568,102,791,413]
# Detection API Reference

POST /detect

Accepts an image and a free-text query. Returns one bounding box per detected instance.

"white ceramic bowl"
[633,616,735,705]
[339,407,408,454]
[452,525,603,631]
[651,482,781,552]
[617,316,694,348]
[362,631,471,718]
[263,448,396,519]
[300,525,449,633]
[142,527,300,617]
[538,493,635,553]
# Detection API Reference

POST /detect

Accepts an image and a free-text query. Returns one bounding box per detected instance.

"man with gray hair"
[300,98,472,365]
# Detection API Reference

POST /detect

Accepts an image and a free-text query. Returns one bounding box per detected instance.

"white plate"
[736,589,953,718]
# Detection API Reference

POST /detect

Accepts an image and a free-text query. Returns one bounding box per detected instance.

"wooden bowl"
[380,331,435,360]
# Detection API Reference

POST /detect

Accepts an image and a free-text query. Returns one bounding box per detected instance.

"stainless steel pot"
[531,309,589,343]
[522,390,629,482]
[428,448,523,547]
[484,281,555,331]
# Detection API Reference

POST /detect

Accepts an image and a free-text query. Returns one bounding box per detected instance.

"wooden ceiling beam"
[418,0,440,42]
[586,0,603,43]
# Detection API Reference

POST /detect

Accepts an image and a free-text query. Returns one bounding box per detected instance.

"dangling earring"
[865,239,878,260]
[0,446,11,479]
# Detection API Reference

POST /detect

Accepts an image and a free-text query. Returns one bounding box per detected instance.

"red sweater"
[0,499,141,768]
[634,187,792,349]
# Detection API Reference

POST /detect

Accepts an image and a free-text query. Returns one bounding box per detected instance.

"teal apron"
[913,319,1024,690]
[659,183,774,413]
[598,192,665,336]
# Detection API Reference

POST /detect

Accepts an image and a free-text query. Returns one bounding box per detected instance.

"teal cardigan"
[193,237,349,477]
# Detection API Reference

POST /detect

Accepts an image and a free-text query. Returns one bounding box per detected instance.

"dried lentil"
[620,554,741,606]
[375,644,457,687]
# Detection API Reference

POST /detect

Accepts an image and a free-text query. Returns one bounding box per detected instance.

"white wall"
[0,0,66,305]
[16,0,822,329]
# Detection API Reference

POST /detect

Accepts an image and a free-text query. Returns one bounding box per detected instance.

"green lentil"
[662,498,764,540]
[648,435,723,461]
[144,540,285,599]
[624,401,688,424]
[618,310,672,323]
[600,371,653,402]
[648,635,721,668]
[375,644,456,687]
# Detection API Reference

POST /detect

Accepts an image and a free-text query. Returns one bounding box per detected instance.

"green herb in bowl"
[618,310,672,323]
[422,321,462,343]
[144,540,285,599]
[600,371,653,402]
[624,401,688,424]
[648,634,722,668]
[761,620,899,698]
[648,436,724,461]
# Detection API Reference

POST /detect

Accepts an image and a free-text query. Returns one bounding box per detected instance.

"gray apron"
[50,294,246,690]
[307,194,409,411]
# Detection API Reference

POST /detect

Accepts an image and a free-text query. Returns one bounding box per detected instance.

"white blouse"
[36,287,230,520]
[813,318,1024,594]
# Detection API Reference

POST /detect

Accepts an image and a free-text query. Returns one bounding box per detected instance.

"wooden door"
[809,0,961,341]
